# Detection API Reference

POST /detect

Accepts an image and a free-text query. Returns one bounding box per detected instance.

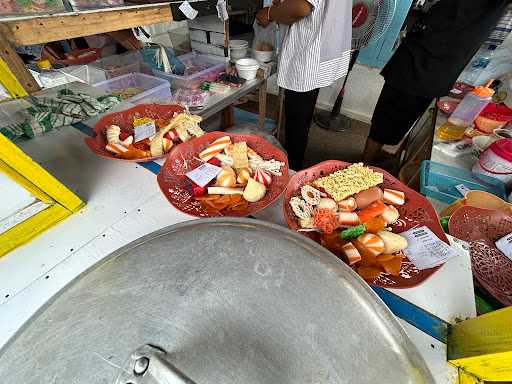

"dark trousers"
[369,83,433,146]
[284,88,320,170]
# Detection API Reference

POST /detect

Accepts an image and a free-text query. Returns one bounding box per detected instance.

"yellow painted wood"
[0,55,28,98]
[448,307,512,381]
[458,369,482,384]
[0,160,54,204]
[0,204,70,257]
[0,133,83,212]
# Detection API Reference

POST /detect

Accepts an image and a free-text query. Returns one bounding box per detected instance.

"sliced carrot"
[379,256,403,276]
[376,254,394,262]
[363,217,386,234]
[358,266,383,280]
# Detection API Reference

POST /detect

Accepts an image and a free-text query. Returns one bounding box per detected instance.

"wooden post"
[221,106,234,130]
[0,33,40,96]
[258,79,267,130]
[448,307,512,382]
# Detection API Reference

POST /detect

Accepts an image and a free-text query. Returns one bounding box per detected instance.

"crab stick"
[199,136,232,162]
[338,197,357,212]
[338,212,360,226]
[342,242,362,265]
[383,188,405,205]
[105,143,128,155]
[357,233,385,256]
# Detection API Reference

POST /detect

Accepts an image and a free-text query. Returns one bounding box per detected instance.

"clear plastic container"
[0,0,65,17]
[39,65,107,88]
[68,0,124,11]
[89,51,153,80]
[92,73,171,104]
[437,82,495,141]
[152,53,225,90]
[449,86,494,127]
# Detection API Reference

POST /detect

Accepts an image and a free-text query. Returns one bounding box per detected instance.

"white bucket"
[473,138,512,186]
[230,40,249,60]
[235,58,259,80]
[254,50,274,63]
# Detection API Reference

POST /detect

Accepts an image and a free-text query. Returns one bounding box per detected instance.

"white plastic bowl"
[236,58,259,80]
[254,50,274,63]
[230,40,249,60]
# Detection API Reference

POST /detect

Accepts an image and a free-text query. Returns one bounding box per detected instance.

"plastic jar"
[449,84,495,127]
[473,138,512,186]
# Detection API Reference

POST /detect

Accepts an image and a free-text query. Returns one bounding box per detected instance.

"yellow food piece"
[232,141,249,169]
[313,163,383,201]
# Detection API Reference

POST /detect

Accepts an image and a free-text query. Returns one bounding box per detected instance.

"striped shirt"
[277,0,352,92]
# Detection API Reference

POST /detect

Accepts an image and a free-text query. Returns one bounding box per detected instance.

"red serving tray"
[283,160,449,289]
[157,131,289,217]
[84,104,185,163]
[449,205,512,306]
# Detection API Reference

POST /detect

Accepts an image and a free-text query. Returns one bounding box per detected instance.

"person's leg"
[362,137,383,164]
[284,88,320,170]
[362,83,432,164]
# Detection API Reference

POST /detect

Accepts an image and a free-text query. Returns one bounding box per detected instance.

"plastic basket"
[152,52,225,90]
[89,51,153,80]
[420,160,507,204]
[92,73,171,104]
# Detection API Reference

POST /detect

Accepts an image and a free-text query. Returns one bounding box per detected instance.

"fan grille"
[352,0,396,50]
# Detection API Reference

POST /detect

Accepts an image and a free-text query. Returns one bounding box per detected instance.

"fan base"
[314,111,352,132]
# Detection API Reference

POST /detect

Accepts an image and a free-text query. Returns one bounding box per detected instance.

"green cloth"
[1,89,120,140]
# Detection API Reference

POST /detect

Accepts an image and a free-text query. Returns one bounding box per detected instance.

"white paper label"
[134,121,156,142]
[402,226,459,270]
[496,232,512,261]
[179,1,198,19]
[186,163,221,187]
[216,0,229,20]
[454,184,471,197]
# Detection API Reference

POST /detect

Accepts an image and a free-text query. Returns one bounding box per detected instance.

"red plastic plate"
[157,131,289,217]
[84,104,185,163]
[283,160,449,288]
[449,206,512,306]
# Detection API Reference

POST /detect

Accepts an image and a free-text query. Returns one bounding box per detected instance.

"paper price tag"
[179,1,198,20]
[402,226,459,270]
[454,184,471,197]
[216,0,229,20]
[186,163,221,187]
[134,121,156,142]
[496,232,512,261]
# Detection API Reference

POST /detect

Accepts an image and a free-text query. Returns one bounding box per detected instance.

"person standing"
[256,0,352,170]
[362,0,509,164]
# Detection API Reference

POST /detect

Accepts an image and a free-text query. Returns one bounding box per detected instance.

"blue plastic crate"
[420,160,507,204]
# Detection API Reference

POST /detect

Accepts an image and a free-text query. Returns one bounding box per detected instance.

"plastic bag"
[139,44,185,74]
[252,21,277,53]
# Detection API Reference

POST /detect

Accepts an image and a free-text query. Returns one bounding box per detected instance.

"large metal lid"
[0,218,434,383]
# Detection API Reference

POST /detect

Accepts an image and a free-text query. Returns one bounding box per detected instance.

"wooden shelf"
[0,3,173,46]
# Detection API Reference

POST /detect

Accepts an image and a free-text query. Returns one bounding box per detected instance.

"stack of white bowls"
[230,40,249,60]
[235,58,260,80]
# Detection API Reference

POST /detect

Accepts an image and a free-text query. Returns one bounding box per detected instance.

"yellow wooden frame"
[0,133,84,257]
[448,307,512,382]
[0,56,28,99]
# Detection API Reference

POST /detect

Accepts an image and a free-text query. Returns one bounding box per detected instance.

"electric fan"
[314,0,397,132]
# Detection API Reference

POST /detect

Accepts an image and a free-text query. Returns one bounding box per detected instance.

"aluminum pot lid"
[0,218,434,384]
